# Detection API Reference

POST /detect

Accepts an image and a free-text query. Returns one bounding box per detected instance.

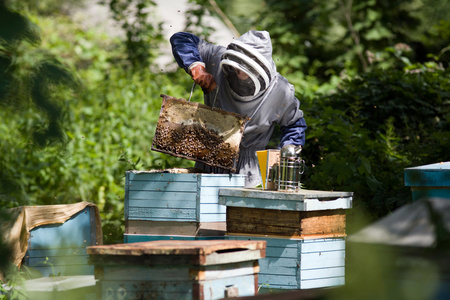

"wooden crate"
[24,207,97,277]
[404,162,450,201]
[125,171,245,236]
[87,240,266,300]
[219,188,352,238]
[227,235,346,290]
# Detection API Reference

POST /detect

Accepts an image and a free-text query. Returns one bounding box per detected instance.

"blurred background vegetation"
[0,0,449,251]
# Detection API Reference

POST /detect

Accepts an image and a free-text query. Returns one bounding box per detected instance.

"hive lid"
[404,161,450,187]
[219,188,353,211]
[87,240,266,266]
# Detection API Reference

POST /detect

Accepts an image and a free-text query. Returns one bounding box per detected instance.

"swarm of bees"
[153,122,237,169]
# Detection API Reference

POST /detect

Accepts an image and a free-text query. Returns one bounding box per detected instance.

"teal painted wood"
[219,188,352,212]
[227,236,346,290]
[123,234,227,243]
[125,171,245,224]
[98,274,256,300]
[124,234,197,243]
[411,189,450,201]
[96,260,257,299]
[128,197,197,209]
[24,207,96,277]
[128,207,197,221]
[404,162,450,187]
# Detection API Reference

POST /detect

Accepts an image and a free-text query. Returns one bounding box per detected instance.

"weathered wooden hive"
[24,206,100,277]
[87,239,266,300]
[219,188,353,290]
[124,170,245,243]
[404,161,450,202]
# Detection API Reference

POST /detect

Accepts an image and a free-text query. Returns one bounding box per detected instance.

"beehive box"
[24,207,98,277]
[227,236,345,290]
[124,171,246,239]
[404,162,450,201]
[87,240,266,300]
[219,189,352,238]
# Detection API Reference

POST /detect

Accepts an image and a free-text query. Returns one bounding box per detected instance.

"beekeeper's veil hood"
[220,30,277,101]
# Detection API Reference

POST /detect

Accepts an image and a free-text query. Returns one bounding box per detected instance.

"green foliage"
[102,0,164,69]
[302,67,450,221]
[0,4,195,245]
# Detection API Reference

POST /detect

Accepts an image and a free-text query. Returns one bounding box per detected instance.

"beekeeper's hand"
[189,63,217,93]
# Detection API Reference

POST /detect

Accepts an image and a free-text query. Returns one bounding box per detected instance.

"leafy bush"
[302,67,450,226]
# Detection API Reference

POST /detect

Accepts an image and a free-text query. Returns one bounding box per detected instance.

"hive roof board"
[219,188,353,211]
[404,161,450,187]
[348,197,450,248]
[87,240,266,266]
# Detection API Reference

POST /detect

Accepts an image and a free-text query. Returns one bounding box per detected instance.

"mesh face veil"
[220,41,272,101]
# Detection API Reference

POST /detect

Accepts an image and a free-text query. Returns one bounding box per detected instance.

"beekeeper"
[170,30,307,188]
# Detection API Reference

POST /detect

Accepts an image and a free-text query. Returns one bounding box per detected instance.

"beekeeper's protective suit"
[170,30,306,187]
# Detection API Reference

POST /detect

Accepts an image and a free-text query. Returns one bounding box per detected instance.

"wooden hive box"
[87,240,266,300]
[404,162,450,202]
[124,171,245,240]
[227,236,345,290]
[219,189,352,238]
[24,207,98,277]
[219,188,352,290]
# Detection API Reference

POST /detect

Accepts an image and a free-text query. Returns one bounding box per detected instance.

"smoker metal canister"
[270,144,305,191]
[151,94,250,172]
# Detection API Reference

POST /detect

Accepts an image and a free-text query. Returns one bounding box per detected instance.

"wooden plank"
[300,257,346,270]
[193,261,257,280]
[300,267,345,280]
[101,265,191,281]
[300,239,346,253]
[125,220,199,235]
[257,264,297,276]
[99,280,193,295]
[128,197,197,208]
[199,174,246,187]
[299,277,345,289]
[87,240,266,266]
[220,188,353,200]
[126,172,198,182]
[226,207,346,237]
[199,203,226,214]
[199,214,226,223]
[127,181,198,192]
[127,207,197,221]
[219,194,352,211]
[199,274,257,299]
[258,274,298,287]
[124,234,197,243]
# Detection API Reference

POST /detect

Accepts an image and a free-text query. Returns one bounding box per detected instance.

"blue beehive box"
[227,236,346,290]
[404,162,450,201]
[24,207,98,277]
[219,188,352,290]
[87,240,266,300]
[124,171,245,241]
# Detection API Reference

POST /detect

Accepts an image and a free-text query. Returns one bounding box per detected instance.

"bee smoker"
[269,144,305,191]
